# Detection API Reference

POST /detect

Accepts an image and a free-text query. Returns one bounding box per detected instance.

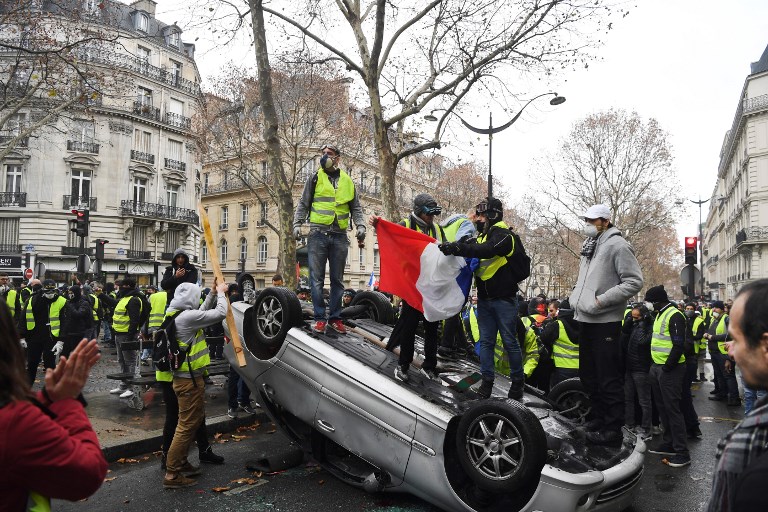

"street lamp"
[677,195,724,298]
[426,92,565,200]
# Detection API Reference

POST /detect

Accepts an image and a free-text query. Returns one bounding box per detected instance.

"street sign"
[680,266,701,285]
[0,256,22,270]
[117,248,126,256]
[24,268,33,279]
[77,254,91,274]
[24,244,35,252]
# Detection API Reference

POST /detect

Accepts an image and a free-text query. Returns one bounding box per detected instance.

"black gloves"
[438,242,461,256]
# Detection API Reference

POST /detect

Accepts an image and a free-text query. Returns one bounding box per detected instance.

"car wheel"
[547,377,591,424]
[244,287,302,359]
[455,398,546,494]
[349,291,395,324]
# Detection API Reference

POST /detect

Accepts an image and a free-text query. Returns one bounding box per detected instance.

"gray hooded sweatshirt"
[571,226,643,323]
[167,282,228,377]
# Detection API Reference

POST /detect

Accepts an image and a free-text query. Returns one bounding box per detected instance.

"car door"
[260,342,324,425]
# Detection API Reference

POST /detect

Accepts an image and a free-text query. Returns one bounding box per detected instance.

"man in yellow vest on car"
[293,144,365,335]
[109,278,149,399]
[22,279,67,385]
[645,285,690,468]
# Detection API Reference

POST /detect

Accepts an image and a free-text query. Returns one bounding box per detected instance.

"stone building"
[703,42,768,300]
[0,0,203,285]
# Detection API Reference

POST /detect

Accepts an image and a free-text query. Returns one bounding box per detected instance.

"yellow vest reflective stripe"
[6,289,18,317]
[552,320,579,369]
[25,297,66,337]
[474,221,515,281]
[112,296,142,333]
[89,294,99,321]
[691,316,704,354]
[148,291,168,329]
[177,327,210,375]
[27,491,51,512]
[308,169,355,229]
[651,307,686,364]
[716,314,730,354]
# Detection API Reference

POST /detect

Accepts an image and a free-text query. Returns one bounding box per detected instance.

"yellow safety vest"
[474,221,515,281]
[89,294,100,322]
[400,217,446,242]
[691,316,704,354]
[650,307,686,364]
[112,296,142,333]
[5,289,18,317]
[148,291,168,329]
[716,314,730,355]
[552,320,579,369]
[308,169,355,229]
[441,216,469,242]
[469,308,538,377]
[27,491,51,512]
[176,320,210,377]
[25,296,66,337]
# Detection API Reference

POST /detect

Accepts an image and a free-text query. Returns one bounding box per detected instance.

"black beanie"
[644,285,669,303]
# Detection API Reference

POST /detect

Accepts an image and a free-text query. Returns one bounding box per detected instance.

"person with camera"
[293,144,365,335]
[0,303,107,511]
[438,197,526,400]
[161,248,199,306]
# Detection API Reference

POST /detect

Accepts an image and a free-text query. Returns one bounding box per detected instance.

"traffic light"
[71,209,89,237]
[684,236,697,265]
[95,239,109,260]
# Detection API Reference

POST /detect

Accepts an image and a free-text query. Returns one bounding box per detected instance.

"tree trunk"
[368,86,398,220]
[248,0,296,289]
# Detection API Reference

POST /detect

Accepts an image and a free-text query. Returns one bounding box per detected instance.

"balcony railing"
[160,252,175,260]
[126,249,151,260]
[120,200,199,224]
[67,140,100,154]
[164,158,186,172]
[63,195,97,211]
[61,246,94,256]
[0,192,26,207]
[219,223,228,230]
[0,135,29,147]
[132,101,161,122]
[735,226,768,247]
[165,112,191,130]
[0,244,21,253]
[74,50,202,96]
[238,221,248,229]
[131,150,155,164]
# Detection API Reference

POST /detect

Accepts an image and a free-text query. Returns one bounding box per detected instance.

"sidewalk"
[85,375,269,461]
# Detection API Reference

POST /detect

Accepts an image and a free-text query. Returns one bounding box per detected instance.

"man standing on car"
[161,248,199,306]
[293,144,365,334]
[571,204,643,447]
[438,197,526,400]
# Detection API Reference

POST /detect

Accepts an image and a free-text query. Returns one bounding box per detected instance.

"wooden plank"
[198,204,247,367]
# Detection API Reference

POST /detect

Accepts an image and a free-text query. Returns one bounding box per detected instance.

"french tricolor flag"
[376,219,472,322]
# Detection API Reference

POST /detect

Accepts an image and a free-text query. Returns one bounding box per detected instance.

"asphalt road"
[55,377,742,512]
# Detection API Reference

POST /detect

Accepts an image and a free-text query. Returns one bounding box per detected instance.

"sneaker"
[708,395,727,401]
[328,319,346,334]
[119,389,134,399]
[163,474,197,489]
[419,367,441,382]
[239,402,260,415]
[663,453,691,468]
[476,379,493,399]
[635,428,653,442]
[648,443,676,456]
[652,425,663,436]
[585,430,623,448]
[507,378,524,400]
[312,321,327,334]
[178,461,202,477]
[436,347,458,361]
[394,365,409,382]
[227,407,239,419]
[199,446,224,465]
[688,427,703,439]
[109,387,124,395]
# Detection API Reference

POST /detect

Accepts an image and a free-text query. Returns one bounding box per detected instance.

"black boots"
[199,446,225,464]
[477,379,493,399]
[508,378,524,400]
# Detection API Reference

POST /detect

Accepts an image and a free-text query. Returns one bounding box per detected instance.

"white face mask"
[712,311,721,319]
[583,224,599,238]
[644,301,654,312]
[43,291,57,299]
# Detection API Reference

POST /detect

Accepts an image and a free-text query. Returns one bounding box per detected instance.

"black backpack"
[152,311,183,372]
[508,230,531,283]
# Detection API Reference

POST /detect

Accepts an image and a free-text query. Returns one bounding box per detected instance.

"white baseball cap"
[583,204,611,220]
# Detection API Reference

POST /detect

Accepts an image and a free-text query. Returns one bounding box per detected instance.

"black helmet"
[475,197,503,222]
[42,279,57,290]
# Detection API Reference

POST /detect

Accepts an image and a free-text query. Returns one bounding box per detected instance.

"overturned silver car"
[224,288,645,512]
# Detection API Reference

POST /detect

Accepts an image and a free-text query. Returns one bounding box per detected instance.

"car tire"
[455,398,546,494]
[547,377,591,424]
[349,291,395,324]
[245,287,303,358]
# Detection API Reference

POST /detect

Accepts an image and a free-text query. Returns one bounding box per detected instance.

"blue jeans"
[477,297,523,381]
[308,230,349,321]
[102,320,112,343]
[743,378,767,414]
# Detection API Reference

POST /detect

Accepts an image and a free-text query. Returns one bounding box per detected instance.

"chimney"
[130,0,157,16]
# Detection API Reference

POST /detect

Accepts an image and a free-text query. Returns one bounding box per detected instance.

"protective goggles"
[321,144,340,156]
[421,204,442,216]
[475,202,489,215]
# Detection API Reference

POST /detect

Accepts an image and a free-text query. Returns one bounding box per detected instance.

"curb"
[102,411,270,462]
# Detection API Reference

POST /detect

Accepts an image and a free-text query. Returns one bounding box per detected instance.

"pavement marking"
[223,479,269,495]
[699,416,741,423]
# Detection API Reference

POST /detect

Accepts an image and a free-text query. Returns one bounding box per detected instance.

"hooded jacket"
[621,312,653,372]
[166,283,227,378]
[161,248,198,305]
[61,287,94,339]
[571,226,643,323]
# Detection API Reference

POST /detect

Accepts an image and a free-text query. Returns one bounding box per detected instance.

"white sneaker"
[119,389,134,399]
[110,387,123,395]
